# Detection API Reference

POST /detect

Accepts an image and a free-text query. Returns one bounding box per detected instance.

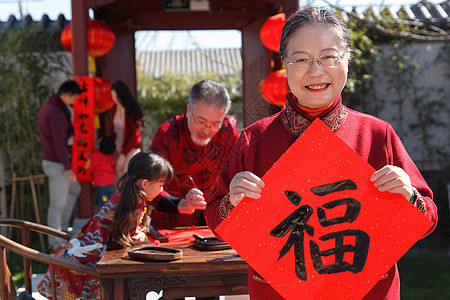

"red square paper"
[216,119,433,300]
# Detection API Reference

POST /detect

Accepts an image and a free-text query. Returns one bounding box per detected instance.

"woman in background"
[111,80,144,183]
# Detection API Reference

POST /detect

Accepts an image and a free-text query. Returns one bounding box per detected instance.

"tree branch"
[323,1,450,42]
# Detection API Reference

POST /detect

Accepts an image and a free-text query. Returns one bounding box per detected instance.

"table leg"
[114,278,126,300]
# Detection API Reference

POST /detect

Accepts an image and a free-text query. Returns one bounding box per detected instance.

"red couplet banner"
[216,119,433,300]
[72,76,95,182]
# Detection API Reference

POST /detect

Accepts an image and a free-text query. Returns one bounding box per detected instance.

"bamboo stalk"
[29,174,45,251]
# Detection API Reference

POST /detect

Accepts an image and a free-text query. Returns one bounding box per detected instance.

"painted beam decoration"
[216,119,433,300]
[72,76,95,182]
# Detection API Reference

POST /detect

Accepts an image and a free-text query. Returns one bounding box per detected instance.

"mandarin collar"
[282,92,348,136]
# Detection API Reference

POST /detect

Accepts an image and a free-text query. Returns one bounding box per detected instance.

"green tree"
[0,26,70,221]
[0,26,70,176]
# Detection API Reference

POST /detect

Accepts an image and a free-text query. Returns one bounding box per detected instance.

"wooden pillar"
[241,0,299,127]
[71,0,93,218]
[105,26,137,99]
[241,19,275,127]
[71,0,88,76]
[284,0,299,17]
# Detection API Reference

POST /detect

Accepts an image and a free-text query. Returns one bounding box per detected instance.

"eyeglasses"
[190,110,223,130]
[284,53,345,70]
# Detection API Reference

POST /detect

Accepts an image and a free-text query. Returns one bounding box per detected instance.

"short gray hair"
[189,80,231,113]
[280,7,352,61]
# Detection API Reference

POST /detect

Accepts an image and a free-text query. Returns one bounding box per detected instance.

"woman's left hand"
[370,165,413,200]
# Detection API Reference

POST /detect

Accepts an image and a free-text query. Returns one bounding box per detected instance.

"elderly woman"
[206,7,437,299]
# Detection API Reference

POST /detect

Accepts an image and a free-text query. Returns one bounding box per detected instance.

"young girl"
[37,151,173,299]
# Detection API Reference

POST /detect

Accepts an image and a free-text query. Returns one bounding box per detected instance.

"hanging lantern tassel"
[61,19,116,57]
[259,13,286,52]
[261,69,288,107]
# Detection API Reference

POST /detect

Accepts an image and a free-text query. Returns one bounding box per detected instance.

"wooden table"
[95,243,248,300]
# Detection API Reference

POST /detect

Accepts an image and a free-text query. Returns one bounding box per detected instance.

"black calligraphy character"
[312,179,360,226]
[77,151,87,161]
[310,179,369,275]
[79,122,88,134]
[77,112,89,120]
[310,230,369,274]
[311,179,357,196]
[77,138,88,148]
[270,190,314,281]
[76,165,86,175]
[80,82,88,93]
[316,198,361,227]
[78,96,88,106]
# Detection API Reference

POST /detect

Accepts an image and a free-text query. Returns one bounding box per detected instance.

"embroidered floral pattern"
[410,187,427,214]
[282,93,348,136]
[219,193,234,219]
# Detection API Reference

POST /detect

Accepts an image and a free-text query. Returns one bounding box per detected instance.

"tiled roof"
[136,48,242,77]
[340,1,450,30]
[0,13,70,33]
[0,14,70,51]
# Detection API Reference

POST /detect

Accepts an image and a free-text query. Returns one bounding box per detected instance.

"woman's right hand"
[229,171,265,207]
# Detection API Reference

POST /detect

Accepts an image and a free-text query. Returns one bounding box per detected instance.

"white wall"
[364,42,449,171]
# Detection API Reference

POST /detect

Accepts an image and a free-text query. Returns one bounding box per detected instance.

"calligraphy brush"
[188,175,198,189]
[187,175,206,220]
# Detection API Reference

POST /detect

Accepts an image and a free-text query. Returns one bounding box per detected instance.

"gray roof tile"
[136,48,242,77]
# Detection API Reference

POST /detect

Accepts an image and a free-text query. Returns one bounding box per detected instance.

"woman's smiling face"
[284,23,349,109]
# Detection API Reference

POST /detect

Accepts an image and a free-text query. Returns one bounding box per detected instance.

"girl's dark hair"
[99,136,116,155]
[111,80,144,127]
[279,7,352,60]
[109,151,173,249]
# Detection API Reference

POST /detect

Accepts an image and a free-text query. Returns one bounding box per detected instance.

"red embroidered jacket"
[206,95,437,300]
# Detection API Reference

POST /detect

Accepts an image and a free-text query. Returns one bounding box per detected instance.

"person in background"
[39,79,82,253]
[37,151,176,299]
[110,80,144,183]
[85,136,116,208]
[149,80,240,229]
[206,7,438,299]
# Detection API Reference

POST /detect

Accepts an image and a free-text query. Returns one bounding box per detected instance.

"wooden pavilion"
[70,0,298,217]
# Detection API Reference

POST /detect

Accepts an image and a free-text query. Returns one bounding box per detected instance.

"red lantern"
[61,19,116,57]
[93,77,115,114]
[261,69,288,107]
[260,13,286,52]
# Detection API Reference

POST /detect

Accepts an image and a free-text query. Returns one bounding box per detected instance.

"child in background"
[37,151,174,299]
[86,136,116,207]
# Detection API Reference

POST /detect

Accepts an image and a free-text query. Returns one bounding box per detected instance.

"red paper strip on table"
[148,227,215,246]
[72,76,95,182]
[216,118,433,300]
